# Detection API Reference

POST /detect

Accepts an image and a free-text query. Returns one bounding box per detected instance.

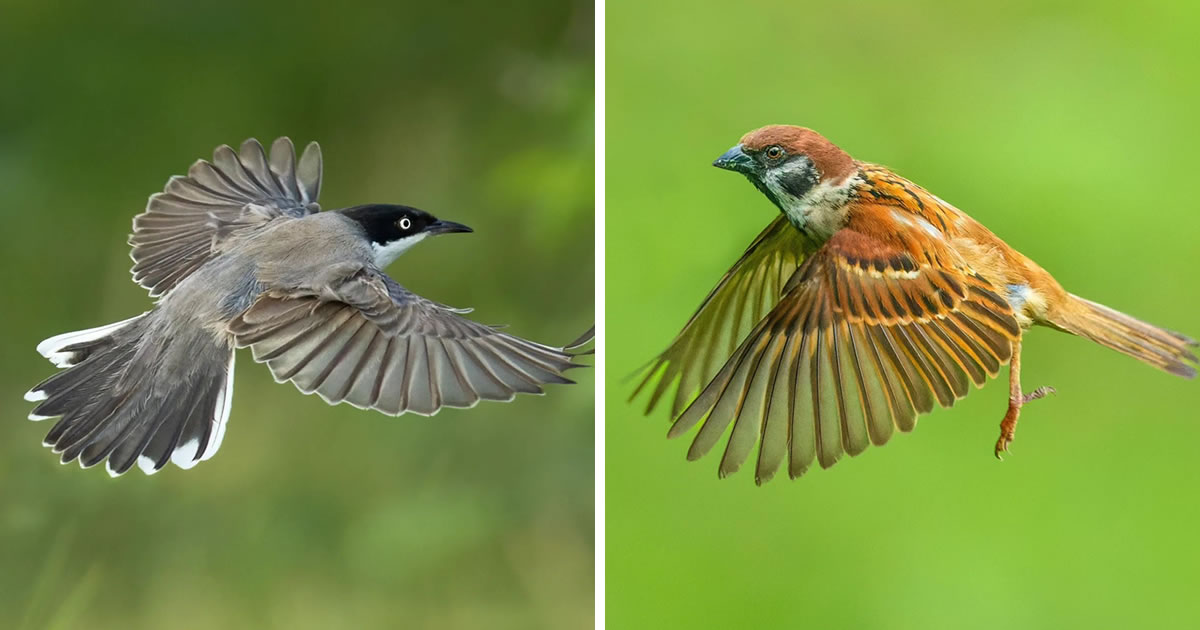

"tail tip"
[170,439,202,470]
[136,456,162,475]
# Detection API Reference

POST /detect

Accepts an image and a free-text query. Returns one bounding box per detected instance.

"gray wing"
[227,266,582,415]
[129,137,323,296]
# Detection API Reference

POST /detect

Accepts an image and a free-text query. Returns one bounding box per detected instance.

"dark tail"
[1051,294,1198,379]
[25,311,235,476]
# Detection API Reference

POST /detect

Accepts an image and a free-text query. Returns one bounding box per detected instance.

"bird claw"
[1020,386,1056,405]
[994,385,1054,461]
[994,411,1017,460]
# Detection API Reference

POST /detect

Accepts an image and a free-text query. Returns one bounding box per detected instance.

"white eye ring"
[399,217,412,230]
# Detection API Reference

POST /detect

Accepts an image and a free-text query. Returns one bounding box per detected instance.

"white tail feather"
[203,354,236,461]
[35,313,147,367]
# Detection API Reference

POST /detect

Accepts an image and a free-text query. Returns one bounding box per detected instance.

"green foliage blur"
[607,1,1200,628]
[0,1,593,628]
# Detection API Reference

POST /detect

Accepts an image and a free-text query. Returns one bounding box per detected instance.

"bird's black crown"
[339,204,439,245]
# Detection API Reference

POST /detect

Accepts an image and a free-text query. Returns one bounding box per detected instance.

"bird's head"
[340,204,473,268]
[714,125,858,235]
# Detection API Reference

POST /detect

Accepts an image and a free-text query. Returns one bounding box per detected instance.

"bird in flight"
[26,137,590,476]
[634,125,1196,484]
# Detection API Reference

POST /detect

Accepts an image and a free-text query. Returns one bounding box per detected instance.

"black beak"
[427,219,473,235]
[713,144,755,174]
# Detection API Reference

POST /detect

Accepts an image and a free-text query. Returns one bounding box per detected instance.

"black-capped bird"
[26,138,590,476]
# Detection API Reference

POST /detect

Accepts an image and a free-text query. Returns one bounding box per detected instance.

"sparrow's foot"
[1021,386,1056,405]
[994,403,1020,460]
[994,385,1055,460]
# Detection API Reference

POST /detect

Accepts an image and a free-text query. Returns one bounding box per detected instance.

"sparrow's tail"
[24,310,235,476]
[1052,294,1198,378]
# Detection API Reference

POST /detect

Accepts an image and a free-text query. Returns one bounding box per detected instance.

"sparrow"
[634,125,1197,484]
[25,137,591,477]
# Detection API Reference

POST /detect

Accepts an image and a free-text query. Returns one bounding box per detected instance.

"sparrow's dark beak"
[713,144,755,174]
[427,219,473,235]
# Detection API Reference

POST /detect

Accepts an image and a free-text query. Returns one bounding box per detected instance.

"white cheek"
[372,233,428,267]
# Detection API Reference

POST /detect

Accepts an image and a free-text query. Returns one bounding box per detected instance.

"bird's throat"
[371,233,427,268]
[764,174,858,242]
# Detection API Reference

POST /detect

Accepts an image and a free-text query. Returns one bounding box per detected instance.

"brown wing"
[632,215,818,417]
[129,137,323,296]
[228,265,581,416]
[670,228,1020,484]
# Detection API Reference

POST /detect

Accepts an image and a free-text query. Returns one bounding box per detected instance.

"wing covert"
[129,137,323,296]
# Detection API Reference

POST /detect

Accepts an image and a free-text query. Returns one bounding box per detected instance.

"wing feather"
[754,328,798,483]
[129,138,323,296]
[633,215,817,418]
[665,227,1020,482]
[780,315,812,478]
[228,268,584,417]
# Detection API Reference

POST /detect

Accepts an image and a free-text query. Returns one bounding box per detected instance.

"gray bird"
[25,137,589,476]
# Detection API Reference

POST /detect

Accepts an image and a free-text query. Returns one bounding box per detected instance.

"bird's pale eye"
[398,217,412,230]
[765,145,784,160]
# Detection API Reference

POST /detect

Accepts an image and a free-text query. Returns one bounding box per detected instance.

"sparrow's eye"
[398,217,412,230]
[765,145,785,160]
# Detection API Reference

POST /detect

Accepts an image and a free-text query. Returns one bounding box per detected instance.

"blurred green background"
[0,1,593,628]
[607,1,1200,628]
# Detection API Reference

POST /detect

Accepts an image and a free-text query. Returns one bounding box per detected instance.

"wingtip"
[563,326,595,351]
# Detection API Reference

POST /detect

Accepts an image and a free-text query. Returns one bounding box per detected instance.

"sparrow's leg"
[994,338,1055,459]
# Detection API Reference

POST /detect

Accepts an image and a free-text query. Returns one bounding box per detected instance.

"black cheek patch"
[779,169,818,199]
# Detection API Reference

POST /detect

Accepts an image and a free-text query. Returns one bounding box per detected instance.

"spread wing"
[631,215,818,417]
[227,265,582,416]
[129,137,323,296]
[670,227,1021,484]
